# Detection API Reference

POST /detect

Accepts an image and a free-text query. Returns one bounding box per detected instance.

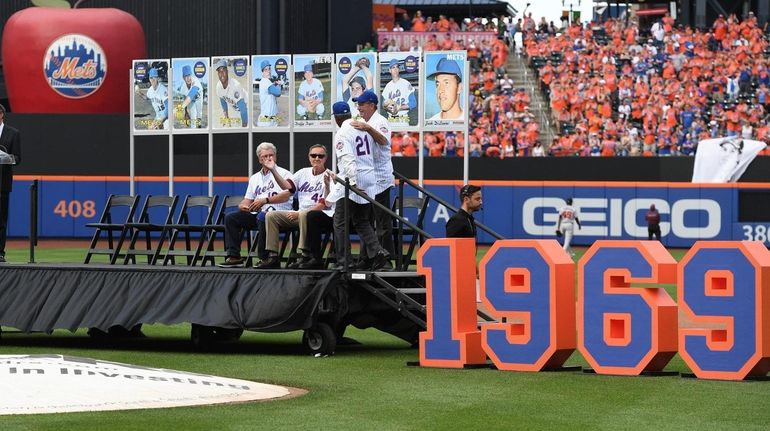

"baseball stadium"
[1,0,770,428]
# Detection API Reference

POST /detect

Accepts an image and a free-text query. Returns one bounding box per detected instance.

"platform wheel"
[213,327,243,341]
[302,322,336,356]
[191,324,215,351]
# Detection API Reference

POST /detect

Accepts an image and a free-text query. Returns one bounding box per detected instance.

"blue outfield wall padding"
[6,178,767,247]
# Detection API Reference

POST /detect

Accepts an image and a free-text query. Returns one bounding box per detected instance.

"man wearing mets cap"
[258,59,281,127]
[141,67,168,130]
[177,64,204,128]
[327,101,390,271]
[214,58,248,127]
[382,58,416,120]
[297,63,325,120]
[427,57,464,120]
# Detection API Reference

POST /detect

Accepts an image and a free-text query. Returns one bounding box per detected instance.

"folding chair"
[84,194,140,264]
[122,195,179,265]
[247,223,299,267]
[200,195,247,266]
[393,196,428,271]
[162,195,219,266]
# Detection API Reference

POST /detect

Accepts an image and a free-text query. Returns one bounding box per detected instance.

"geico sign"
[417,238,770,381]
[522,198,722,238]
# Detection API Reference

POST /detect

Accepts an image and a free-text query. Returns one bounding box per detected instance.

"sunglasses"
[309,153,326,159]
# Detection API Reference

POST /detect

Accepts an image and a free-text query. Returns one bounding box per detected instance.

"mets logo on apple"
[43,34,107,99]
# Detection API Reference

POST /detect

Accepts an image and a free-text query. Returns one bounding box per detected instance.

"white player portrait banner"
[335,52,377,119]
[132,59,170,133]
[171,57,209,131]
[211,55,250,130]
[252,54,291,129]
[692,137,767,183]
[423,51,468,130]
[378,51,420,130]
[293,54,333,129]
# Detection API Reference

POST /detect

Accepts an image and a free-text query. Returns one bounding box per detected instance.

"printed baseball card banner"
[293,54,333,129]
[423,51,468,130]
[378,52,420,130]
[252,54,291,130]
[335,52,377,119]
[171,57,209,131]
[132,59,170,133]
[210,56,249,130]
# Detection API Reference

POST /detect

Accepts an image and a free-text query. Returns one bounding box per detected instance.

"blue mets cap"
[332,101,351,116]
[388,59,400,69]
[182,65,192,76]
[427,58,462,82]
[215,59,228,70]
[352,89,378,105]
[303,64,314,72]
[260,60,271,70]
[148,68,159,78]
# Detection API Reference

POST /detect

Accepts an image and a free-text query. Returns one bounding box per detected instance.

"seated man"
[256,144,334,269]
[220,142,293,267]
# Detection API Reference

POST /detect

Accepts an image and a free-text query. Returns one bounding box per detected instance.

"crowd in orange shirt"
[527,13,770,156]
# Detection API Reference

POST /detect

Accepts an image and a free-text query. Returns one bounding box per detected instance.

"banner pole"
[208,132,214,197]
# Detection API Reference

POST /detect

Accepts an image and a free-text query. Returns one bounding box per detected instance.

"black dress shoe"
[254,255,281,269]
[369,251,391,271]
[288,255,312,269]
[298,257,324,269]
[0,255,6,263]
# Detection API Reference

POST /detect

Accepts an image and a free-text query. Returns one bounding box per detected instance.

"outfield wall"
[10,177,770,248]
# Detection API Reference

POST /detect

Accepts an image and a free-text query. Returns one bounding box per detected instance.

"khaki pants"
[264,210,310,254]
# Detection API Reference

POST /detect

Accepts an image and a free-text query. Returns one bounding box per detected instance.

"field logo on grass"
[0,354,293,414]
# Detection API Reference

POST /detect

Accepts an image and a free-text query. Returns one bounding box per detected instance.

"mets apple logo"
[43,34,107,99]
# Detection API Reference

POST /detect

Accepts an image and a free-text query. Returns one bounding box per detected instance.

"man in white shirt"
[220,142,293,267]
[556,197,581,258]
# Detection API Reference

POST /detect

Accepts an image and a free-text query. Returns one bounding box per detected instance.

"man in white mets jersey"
[214,59,248,127]
[258,60,281,127]
[382,58,415,121]
[297,64,325,119]
[144,68,168,130]
[178,65,204,128]
[556,197,581,258]
[256,144,335,269]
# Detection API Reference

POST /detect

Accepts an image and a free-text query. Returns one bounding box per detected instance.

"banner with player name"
[171,57,209,132]
[423,51,468,131]
[293,54,333,130]
[378,51,419,130]
[132,59,170,134]
[252,54,292,130]
[335,52,377,119]
[210,55,249,131]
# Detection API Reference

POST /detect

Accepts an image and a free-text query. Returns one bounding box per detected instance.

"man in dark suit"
[0,104,21,262]
[445,184,482,239]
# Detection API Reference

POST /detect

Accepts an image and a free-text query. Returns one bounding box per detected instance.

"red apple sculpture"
[1,0,146,113]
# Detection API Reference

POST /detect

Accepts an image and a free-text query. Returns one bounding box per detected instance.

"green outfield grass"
[2,246,770,430]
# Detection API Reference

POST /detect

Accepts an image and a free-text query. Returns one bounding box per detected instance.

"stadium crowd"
[527,13,770,156]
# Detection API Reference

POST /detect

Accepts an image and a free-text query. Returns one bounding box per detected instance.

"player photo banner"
[171,57,209,131]
[293,54,333,129]
[423,51,468,130]
[378,52,419,130]
[335,52,377,119]
[252,54,291,129]
[132,59,170,133]
[211,55,249,130]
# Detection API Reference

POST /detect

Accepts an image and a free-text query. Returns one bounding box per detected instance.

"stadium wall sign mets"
[0,355,293,414]
[418,238,770,381]
[1,5,145,113]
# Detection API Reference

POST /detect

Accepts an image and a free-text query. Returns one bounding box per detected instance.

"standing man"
[646,204,661,241]
[556,197,581,258]
[141,68,168,130]
[0,104,20,263]
[428,58,464,120]
[297,64,325,120]
[351,90,395,267]
[178,65,204,128]
[329,101,389,271]
[220,142,293,267]
[382,59,416,122]
[445,184,482,239]
[256,144,334,269]
[214,59,248,127]
[258,60,281,127]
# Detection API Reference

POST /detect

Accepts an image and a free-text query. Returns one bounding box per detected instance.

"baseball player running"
[382,58,416,122]
[142,67,168,130]
[215,59,248,127]
[297,64,325,120]
[556,197,581,258]
[177,65,204,128]
[258,60,281,127]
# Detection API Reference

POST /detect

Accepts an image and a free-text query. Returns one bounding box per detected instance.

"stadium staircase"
[505,52,556,145]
